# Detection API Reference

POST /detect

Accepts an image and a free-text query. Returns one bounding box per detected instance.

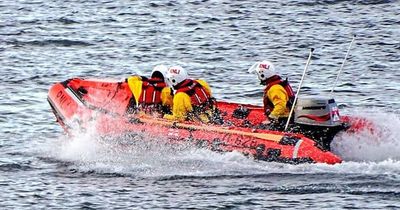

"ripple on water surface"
[1,0,400,209]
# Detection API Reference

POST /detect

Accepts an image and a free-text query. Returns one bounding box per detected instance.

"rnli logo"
[56,90,72,108]
[259,63,270,69]
[169,68,180,74]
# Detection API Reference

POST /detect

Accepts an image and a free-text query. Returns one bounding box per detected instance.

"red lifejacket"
[175,79,211,107]
[138,77,167,106]
[263,75,295,115]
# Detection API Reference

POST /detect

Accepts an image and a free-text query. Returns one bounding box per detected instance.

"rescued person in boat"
[248,60,295,130]
[126,64,173,115]
[163,65,217,123]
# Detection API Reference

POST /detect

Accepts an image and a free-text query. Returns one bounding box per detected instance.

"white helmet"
[248,60,276,81]
[151,64,168,80]
[165,66,188,87]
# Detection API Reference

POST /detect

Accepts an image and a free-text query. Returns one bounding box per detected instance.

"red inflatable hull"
[47,78,363,165]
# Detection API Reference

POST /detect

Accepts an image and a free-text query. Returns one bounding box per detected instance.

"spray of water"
[43,120,270,178]
[39,107,400,177]
[332,108,400,162]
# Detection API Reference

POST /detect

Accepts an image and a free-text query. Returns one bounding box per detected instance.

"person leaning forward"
[163,65,215,123]
[126,64,173,115]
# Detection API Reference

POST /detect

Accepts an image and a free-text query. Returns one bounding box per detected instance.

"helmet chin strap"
[260,75,277,86]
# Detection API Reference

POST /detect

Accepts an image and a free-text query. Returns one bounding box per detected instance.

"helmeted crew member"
[163,66,214,122]
[127,65,173,114]
[248,60,295,127]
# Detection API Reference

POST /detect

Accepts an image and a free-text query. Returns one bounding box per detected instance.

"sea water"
[1,0,400,209]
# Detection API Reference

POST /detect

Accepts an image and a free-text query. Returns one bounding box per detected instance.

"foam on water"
[332,108,400,162]
[39,108,400,179]
[42,122,268,178]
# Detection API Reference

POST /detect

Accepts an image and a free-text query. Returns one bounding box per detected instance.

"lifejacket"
[138,77,167,106]
[262,75,295,115]
[175,79,212,108]
[173,79,223,124]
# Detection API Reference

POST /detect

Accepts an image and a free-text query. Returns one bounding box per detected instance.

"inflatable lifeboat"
[47,78,370,165]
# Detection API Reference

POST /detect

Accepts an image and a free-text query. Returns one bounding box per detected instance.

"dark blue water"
[1,0,400,209]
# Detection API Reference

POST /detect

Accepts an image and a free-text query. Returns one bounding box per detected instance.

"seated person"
[163,66,215,123]
[127,65,173,115]
[248,60,295,130]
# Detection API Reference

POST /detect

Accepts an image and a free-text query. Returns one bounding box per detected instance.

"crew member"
[163,66,214,122]
[248,60,295,129]
[127,64,173,114]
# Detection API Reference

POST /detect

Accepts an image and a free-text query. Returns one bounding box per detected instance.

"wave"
[0,163,33,172]
[354,0,396,5]
[55,17,80,24]
[7,39,93,47]
[289,0,396,6]
[34,109,400,179]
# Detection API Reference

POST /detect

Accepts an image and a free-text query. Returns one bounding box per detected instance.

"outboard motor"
[292,96,348,151]
[294,97,341,127]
